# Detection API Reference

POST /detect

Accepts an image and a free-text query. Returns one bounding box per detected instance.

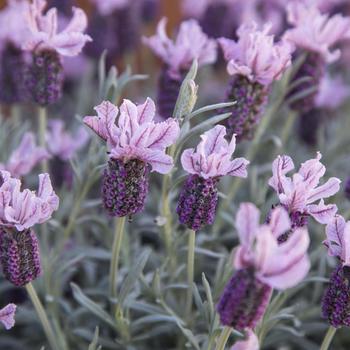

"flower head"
[269,153,341,225]
[90,0,129,15]
[0,133,50,178]
[0,304,16,330]
[143,18,217,79]
[231,330,259,350]
[0,0,30,49]
[315,74,350,109]
[234,203,310,289]
[219,22,293,86]
[181,125,249,179]
[46,119,89,161]
[0,171,59,231]
[283,2,350,63]
[84,98,180,174]
[24,0,92,56]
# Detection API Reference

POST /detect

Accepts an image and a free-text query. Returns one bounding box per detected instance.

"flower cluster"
[84,98,179,217]
[217,203,310,331]
[177,125,249,231]
[0,304,16,330]
[269,153,340,231]
[219,22,293,140]
[143,18,217,118]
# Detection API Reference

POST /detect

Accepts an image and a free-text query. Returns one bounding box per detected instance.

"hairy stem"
[185,229,196,322]
[38,106,48,173]
[215,326,232,350]
[320,326,337,350]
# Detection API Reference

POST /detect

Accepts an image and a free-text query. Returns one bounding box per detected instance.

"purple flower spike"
[0,303,16,330]
[269,153,341,227]
[217,203,310,330]
[0,132,50,178]
[143,18,217,118]
[0,228,41,287]
[284,3,350,113]
[177,125,249,230]
[219,22,293,139]
[84,98,179,217]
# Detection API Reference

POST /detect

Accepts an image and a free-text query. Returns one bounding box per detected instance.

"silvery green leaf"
[88,327,101,350]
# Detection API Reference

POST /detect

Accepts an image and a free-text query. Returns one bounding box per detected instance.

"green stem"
[25,282,60,350]
[109,217,126,299]
[185,229,196,322]
[38,106,48,174]
[320,326,337,350]
[215,326,232,350]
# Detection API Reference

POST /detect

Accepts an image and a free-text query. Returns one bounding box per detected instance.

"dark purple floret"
[102,158,150,217]
[322,264,350,328]
[0,228,41,287]
[0,42,26,104]
[176,174,219,231]
[25,49,64,106]
[222,75,268,141]
[345,177,350,200]
[216,268,272,331]
[157,66,187,119]
[288,52,325,114]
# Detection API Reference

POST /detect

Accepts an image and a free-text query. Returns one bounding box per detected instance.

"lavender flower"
[269,153,341,230]
[23,0,91,106]
[84,98,179,217]
[177,125,249,231]
[0,304,16,330]
[143,18,217,119]
[217,203,310,330]
[0,0,30,104]
[284,2,350,113]
[219,22,293,140]
[0,171,59,286]
[231,330,259,350]
[0,132,50,178]
[322,215,350,327]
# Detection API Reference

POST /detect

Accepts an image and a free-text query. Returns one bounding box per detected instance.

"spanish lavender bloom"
[0,171,59,286]
[46,119,89,187]
[23,0,91,106]
[284,2,350,113]
[269,153,341,230]
[84,98,180,217]
[143,18,217,119]
[0,132,50,178]
[322,215,350,327]
[217,203,310,330]
[86,0,140,65]
[177,125,249,231]
[299,74,350,145]
[0,0,30,104]
[218,22,293,140]
[345,177,350,200]
[0,304,16,330]
[231,330,259,350]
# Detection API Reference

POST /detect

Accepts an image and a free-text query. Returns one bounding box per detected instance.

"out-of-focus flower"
[89,0,129,16]
[231,330,259,350]
[269,153,341,228]
[23,0,91,106]
[217,203,310,330]
[143,18,217,119]
[0,0,30,104]
[84,98,179,217]
[0,304,16,330]
[177,125,249,231]
[0,133,49,178]
[284,2,350,113]
[46,119,89,161]
[218,22,293,140]
[322,215,350,327]
[0,171,59,286]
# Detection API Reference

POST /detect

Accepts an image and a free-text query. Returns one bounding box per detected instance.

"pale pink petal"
[181,149,198,175]
[137,97,156,124]
[235,203,260,248]
[135,149,174,174]
[269,206,291,239]
[324,215,346,257]
[227,157,249,178]
[0,304,16,330]
[308,200,338,224]
[269,155,294,193]
[341,222,350,266]
[145,119,180,150]
[298,152,325,188]
[307,177,341,203]
[51,32,92,56]
[37,173,59,223]
[231,330,259,350]
[62,7,88,33]
[201,125,227,156]
[119,99,139,136]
